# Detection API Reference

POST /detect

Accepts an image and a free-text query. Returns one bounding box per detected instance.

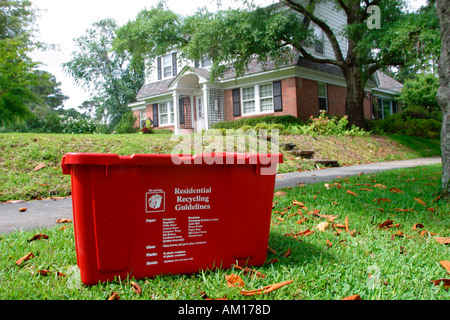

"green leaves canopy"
[64,18,145,128]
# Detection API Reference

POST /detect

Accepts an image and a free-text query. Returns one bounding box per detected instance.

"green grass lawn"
[0,164,448,300]
[0,132,442,202]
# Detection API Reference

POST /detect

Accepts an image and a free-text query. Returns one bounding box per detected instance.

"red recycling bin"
[61,153,283,285]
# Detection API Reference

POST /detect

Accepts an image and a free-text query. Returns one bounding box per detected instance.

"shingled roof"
[374,70,403,94]
[135,54,389,101]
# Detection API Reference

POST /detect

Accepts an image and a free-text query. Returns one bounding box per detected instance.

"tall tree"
[0,0,40,124]
[436,0,449,196]
[64,19,145,128]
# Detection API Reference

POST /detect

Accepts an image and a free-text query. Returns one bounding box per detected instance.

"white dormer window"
[157,52,177,80]
[163,54,172,78]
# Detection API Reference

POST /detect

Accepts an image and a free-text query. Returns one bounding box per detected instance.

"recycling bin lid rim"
[61,152,283,173]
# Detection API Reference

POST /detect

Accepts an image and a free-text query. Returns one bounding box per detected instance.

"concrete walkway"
[0,157,442,235]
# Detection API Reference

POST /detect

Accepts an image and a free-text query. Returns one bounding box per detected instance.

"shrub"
[211,115,303,130]
[285,112,369,136]
[367,108,442,139]
[114,112,139,134]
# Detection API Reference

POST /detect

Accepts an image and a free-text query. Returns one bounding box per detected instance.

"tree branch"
[293,43,345,68]
[281,0,345,64]
[336,0,349,14]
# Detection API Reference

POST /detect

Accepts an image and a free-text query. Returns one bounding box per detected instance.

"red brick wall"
[297,78,318,121]
[327,84,347,117]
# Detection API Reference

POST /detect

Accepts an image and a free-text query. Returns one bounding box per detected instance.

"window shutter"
[152,104,159,127]
[172,52,177,76]
[273,81,283,112]
[179,97,185,124]
[232,89,241,117]
[157,57,162,80]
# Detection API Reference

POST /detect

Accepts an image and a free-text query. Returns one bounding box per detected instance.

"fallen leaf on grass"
[346,190,357,196]
[391,230,404,240]
[430,279,450,290]
[16,252,35,266]
[131,281,142,294]
[316,222,329,232]
[312,211,338,221]
[285,229,315,238]
[37,269,51,276]
[33,164,46,171]
[297,218,308,225]
[378,220,395,229]
[395,208,414,212]
[274,191,287,197]
[283,248,291,257]
[18,207,27,212]
[341,294,362,300]
[436,237,450,245]
[439,261,450,274]
[240,280,293,296]
[374,184,386,189]
[326,239,333,248]
[107,292,120,300]
[415,198,426,206]
[390,187,404,194]
[412,223,425,230]
[225,274,245,288]
[292,200,307,209]
[27,234,49,242]
[359,188,372,192]
[374,198,391,204]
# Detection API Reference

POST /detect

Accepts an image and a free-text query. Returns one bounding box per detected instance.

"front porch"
[169,70,224,135]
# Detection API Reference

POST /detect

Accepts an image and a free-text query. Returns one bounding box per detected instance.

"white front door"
[196,96,206,132]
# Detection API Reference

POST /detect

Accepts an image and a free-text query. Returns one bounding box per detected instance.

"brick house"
[129,2,402,134]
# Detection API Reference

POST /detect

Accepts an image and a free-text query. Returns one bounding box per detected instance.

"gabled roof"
[373,70,403,94]
[136,78,173,100]
[135,54,394,101]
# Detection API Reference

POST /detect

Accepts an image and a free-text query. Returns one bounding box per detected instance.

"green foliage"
[114,111,139,134]
[367,107,442,139]
[212,113,368,137]
[283,112,369,137]
[63,18,145,130]
[398,73,440,110]
[0,107,98,134]
[211,115,302,130]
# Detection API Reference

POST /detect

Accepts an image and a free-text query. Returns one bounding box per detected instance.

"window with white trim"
[241,83,274,115]
[139,109,147,128]
[162,54,173,78]
[242,87,256,114]
[318,83,328,111]
[159,101,174,126]
[259,84,273,112]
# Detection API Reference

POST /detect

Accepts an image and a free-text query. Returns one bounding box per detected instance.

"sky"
[30,0,428,111]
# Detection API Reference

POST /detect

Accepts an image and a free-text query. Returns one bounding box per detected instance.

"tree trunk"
[436,0,450,196]
[343,65,367,130]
